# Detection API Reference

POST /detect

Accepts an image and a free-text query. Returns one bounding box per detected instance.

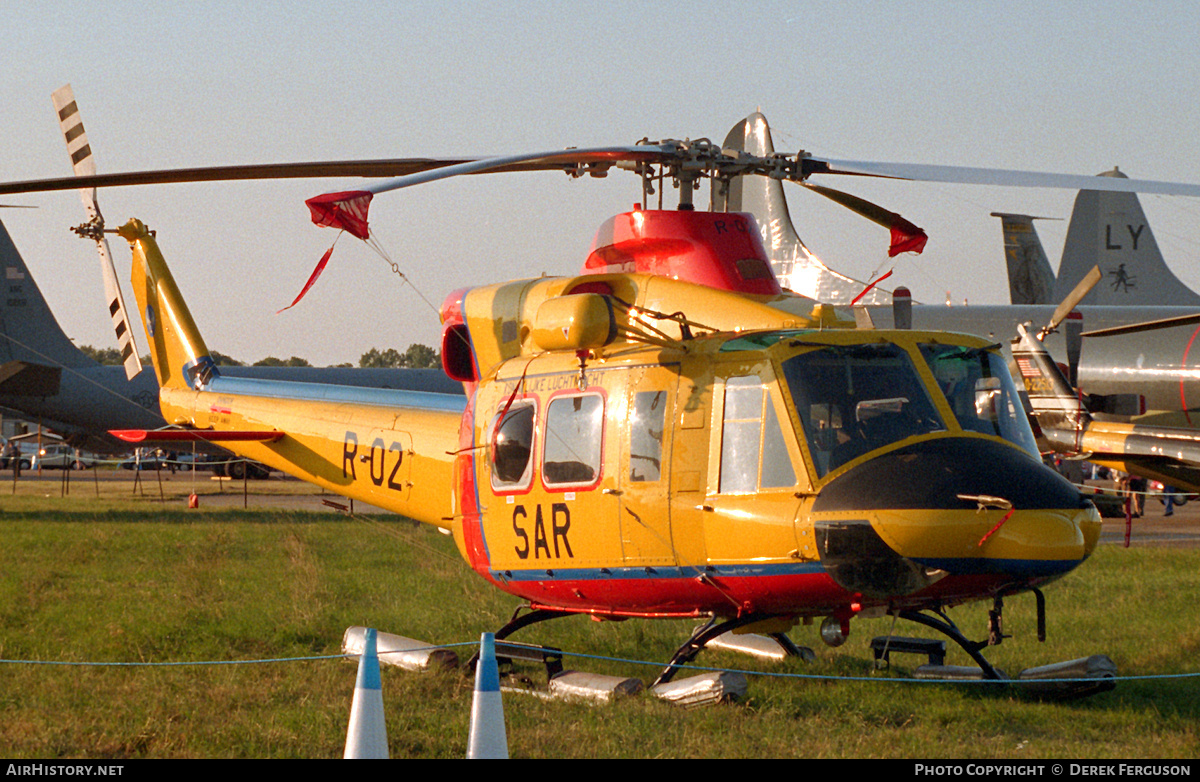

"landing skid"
[653,614,799,686]
[465,605,572,679]
[897,608,1006,680]
[892,594,1117,700]
[467,605,752,705]
[470,606,800,689]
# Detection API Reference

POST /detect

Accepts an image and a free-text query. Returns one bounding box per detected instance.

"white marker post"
[467,632,508,759]
[344,627,388,759]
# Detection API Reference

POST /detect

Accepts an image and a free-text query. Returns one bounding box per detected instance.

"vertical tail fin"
[1056,167,1200,306]
[0,218,94,369]
[717,112,890,305]
[118,218,215,391]
[990,212,1057,305]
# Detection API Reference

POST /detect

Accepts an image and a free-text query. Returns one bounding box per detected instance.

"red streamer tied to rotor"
[279,191,376,312]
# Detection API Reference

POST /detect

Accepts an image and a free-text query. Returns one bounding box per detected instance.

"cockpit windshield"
[781,343,946,477]
[918,343,1040,458]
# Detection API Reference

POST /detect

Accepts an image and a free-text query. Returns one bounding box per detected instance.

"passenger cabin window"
[629,390,666,482]
[781,344,945,477]
[919,343,1040,458]
[490,401,535,492]
[719,376,797,494]
[543,392,605,489]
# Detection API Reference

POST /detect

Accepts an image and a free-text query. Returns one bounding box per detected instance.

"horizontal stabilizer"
[0,360,62,396]
[109,428,282,443]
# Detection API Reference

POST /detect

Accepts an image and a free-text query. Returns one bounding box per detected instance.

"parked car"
[116,450,269,478]
[30,443,99,470]
[118,448,173,471]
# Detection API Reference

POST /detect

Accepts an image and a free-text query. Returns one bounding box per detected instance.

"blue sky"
[4,1,1200,365]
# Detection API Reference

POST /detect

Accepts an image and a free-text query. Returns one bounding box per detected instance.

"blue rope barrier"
[3,640,1198,685]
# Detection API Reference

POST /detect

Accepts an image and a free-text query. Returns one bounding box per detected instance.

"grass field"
[1,478,1198,758]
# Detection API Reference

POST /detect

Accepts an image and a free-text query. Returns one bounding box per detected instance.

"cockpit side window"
[543,392,605,489]
[718,376,797,493]
[919,343,1040,458]
[490,400,536,492]
[630,390,666,482]
[781,344,946,477]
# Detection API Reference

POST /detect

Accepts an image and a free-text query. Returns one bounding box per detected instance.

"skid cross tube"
[898,609,1006,680]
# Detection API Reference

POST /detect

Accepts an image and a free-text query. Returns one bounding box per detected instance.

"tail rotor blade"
[52,85,143,380]
[1040,265,1102,339]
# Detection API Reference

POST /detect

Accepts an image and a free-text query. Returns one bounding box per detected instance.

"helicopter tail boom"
[113,217,465,528]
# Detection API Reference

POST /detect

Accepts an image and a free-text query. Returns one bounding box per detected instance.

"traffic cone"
[344,627,388,759]
[466,632,508,759]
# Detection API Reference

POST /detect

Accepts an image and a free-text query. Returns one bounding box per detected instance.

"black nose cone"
[811,437,1083,513]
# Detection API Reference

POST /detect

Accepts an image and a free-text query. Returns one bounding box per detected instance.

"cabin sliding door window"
[629,390,666,482]
[542,392,605,489]
[719,376,796,494]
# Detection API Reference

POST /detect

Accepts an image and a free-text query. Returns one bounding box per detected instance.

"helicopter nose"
[811,437,1101,598]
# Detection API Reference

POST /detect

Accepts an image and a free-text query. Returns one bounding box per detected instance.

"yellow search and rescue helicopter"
[13,110,1198,693]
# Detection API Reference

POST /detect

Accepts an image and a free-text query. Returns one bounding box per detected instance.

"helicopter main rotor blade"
[349,145,675,197]
[306,145,680,237]
[0,146,676,198]
[810,158,1200,198]
[801,182,927,256]
[1082,312,1200,338]
[0,159,477,196]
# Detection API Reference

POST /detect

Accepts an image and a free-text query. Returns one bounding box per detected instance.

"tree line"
[79,343,442,370]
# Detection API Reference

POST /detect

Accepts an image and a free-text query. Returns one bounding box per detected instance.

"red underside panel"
[496,572,850,618]
[489,571,1049,619]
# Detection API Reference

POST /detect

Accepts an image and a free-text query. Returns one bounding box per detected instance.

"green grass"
[0,489,1197,758]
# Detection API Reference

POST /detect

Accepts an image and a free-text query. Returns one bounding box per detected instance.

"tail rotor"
[51,84,143,381]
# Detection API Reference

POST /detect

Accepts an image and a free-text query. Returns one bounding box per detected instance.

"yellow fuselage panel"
[865,507,1101,564]
[470,336,827,573]
[473,348,683,572]
[159,386,460,527]
[700,491,802,564]
[458,273,853,380]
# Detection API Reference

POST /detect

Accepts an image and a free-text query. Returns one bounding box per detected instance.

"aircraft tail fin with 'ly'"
[1055,167,1200,307]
